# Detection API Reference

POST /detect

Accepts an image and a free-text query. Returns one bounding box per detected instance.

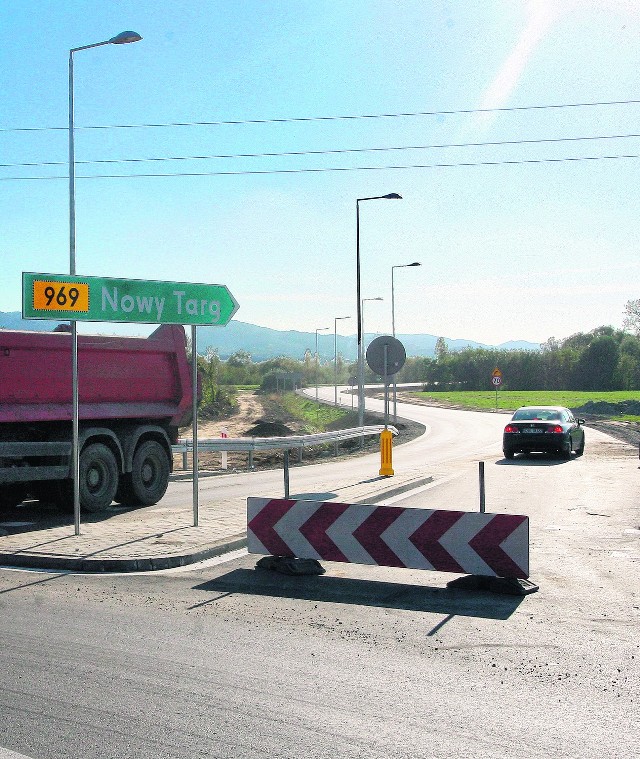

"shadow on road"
[289,492,338,501]
[495,454,572,467]
[192,568,523,620]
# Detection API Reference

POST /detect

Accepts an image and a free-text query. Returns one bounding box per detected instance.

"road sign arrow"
[248,498,296,556]
[353,506,406,567]
[274,500,326,560]
[325,506,376,565]
[299,501,351,562]
[408,510,466,573]
[468,514,529,578]
[379,508,438,570]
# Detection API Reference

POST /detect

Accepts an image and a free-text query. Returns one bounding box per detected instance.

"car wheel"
[79,443,119,512]
[503,449,515,460]
[560,444,572,460]
[575,438,585,456]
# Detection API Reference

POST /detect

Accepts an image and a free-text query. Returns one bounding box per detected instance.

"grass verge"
[277,392,351,432]
[409,390,640,414]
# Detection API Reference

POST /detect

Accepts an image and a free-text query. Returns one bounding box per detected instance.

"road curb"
[357,476,434,504]
[0,534,248,574]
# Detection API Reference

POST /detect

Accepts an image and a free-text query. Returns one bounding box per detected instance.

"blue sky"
[2,0,640,346]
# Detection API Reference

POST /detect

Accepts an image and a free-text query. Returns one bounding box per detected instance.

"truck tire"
[79,443,118,512]
[123,440,170,506]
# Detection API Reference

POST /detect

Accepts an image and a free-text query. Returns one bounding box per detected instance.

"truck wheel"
[128,440,170,506]
[80,443,118,512]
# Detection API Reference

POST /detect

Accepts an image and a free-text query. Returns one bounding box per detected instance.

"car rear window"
[512,409,560,421]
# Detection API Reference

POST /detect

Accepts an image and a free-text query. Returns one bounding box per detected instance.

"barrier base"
[256,555,326,576]
[447,574,539,596]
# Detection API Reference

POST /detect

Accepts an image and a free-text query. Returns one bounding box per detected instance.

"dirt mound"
[574,400,640,416]
[243,419,294,437]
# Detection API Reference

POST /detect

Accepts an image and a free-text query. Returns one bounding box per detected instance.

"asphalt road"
[0,394,638,758]
[161,387,510,510]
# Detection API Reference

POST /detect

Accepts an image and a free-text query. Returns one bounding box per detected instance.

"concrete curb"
[0,534,247,574]
[0,473,434,574]
[357,476,433,503]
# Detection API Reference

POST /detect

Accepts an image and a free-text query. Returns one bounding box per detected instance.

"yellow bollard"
[379,428,394,477]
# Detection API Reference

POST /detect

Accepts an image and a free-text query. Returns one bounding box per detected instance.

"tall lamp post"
[391,261,421,422]
[333,316,351,406]
[69,31,142,536]
[315,326,329,401]
[360,297,383,424]
[356,193,402,428]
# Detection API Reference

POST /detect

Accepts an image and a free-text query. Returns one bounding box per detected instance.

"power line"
[3,132,640,169]
[1,98,640,133]
[1,153,638,181]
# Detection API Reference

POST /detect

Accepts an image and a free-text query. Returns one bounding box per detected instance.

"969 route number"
[32,280,90,312]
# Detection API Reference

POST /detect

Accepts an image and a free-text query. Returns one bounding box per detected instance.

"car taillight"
[504,425,520,433]
[545,425,563,434]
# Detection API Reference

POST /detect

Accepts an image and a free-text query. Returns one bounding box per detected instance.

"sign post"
[366,336,406,477]
[491,367,503,408]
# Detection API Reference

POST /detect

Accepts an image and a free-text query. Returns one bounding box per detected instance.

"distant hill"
[0,312,61,332]
[0,312,540,361]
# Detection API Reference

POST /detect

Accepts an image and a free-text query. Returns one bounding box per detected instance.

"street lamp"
[391,262,421,337]
[356,193,402,428]
[69,31,142,535]
[360,297,383,423]
[315,327,329,401]
[391,261,421,421]
[333,316,351,406]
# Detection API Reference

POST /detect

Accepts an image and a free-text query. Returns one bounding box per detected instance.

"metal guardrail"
[171,425,397,497]
[171,425,396,456]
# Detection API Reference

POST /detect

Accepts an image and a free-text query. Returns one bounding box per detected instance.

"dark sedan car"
[503,406,585,460]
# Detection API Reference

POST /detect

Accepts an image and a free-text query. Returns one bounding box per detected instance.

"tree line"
[398,326,640,391]
[195,323,640,416]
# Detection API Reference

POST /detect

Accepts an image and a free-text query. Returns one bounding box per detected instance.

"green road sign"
[22,272,239,327]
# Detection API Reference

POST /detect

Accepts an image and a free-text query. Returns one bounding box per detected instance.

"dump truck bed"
[0,324,193,427]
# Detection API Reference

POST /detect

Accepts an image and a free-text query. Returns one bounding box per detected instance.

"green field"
[409,390,640,416]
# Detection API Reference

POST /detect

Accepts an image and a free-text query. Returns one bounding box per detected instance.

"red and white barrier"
[247,497,529,579]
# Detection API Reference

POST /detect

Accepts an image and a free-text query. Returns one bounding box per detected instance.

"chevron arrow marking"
[352,506,406,567]
[299,501,352,562]
[247,498,529,578]
[468,514,529,578]
[409,510,467,574]
[247,498,296,557]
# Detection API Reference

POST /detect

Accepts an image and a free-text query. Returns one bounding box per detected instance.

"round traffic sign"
[366,335,406,377]
[492,376,502,386]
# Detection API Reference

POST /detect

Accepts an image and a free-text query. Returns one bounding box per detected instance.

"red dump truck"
[0,324,193,512]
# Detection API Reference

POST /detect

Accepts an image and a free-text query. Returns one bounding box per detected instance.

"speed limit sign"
[492,375,502,387]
